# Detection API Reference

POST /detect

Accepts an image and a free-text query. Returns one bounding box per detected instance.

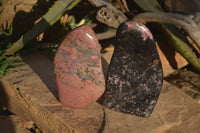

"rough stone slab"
[0,51,104,133]
[101,81,200,133]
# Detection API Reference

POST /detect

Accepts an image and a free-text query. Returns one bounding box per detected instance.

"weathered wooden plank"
[0,51,104,133]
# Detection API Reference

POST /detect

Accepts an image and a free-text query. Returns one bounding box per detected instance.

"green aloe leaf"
[6,0,81,55]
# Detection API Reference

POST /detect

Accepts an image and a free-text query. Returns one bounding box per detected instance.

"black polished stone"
[103,21,163,117]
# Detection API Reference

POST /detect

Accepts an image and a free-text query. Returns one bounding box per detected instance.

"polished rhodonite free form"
[103,21,163,117]
[54,25,105,108]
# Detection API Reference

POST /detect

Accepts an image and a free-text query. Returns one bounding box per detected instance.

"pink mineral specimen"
[54,25,105,108]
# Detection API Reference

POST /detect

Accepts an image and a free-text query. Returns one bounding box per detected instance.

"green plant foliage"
[0,24,13,36]
[65,15,92,30]
[0,50,24,75]
[0,11,23,75]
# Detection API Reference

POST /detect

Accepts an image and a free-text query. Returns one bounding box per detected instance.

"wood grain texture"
[0,56,104,133]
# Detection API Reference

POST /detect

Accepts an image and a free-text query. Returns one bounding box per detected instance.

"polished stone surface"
[103,21,163,117]
[54,25,105,108]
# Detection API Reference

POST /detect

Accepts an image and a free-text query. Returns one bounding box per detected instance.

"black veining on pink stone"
[103,21,163,117]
